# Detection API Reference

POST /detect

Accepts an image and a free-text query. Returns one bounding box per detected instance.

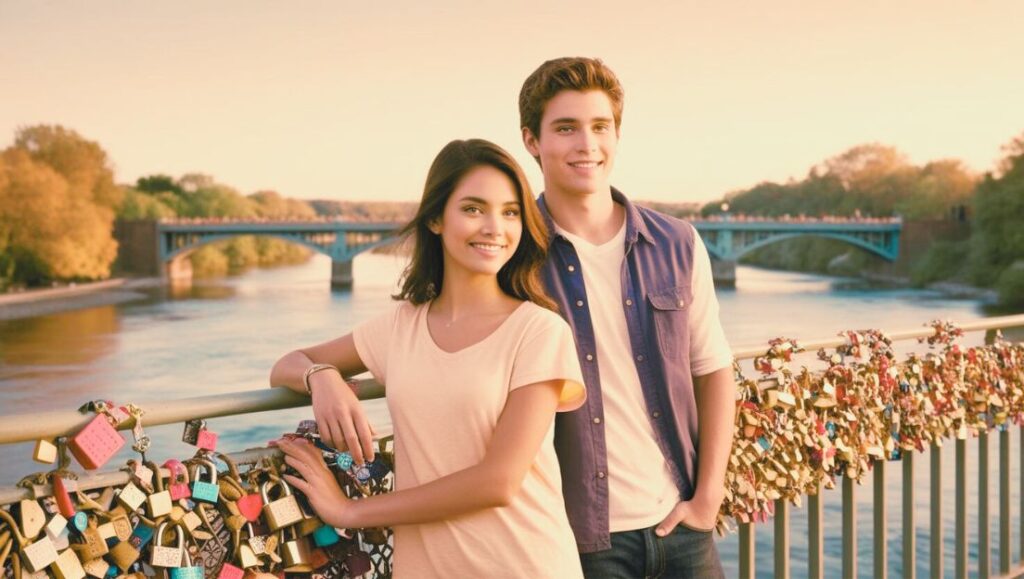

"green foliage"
[118,187,176,220]
[968,135,1024,286]
[995,265,1024,307]
[189,244,230,278]
[909,241,970,286]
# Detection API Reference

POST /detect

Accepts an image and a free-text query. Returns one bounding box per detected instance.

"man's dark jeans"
[579,524,724,579]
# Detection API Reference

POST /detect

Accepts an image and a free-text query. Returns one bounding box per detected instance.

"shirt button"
[593,417,602,424]
[576,300,584,307]
[636,354,645,362]
[652,411,661,418]
[678,299,685,307]
[586,354,594,361]
[567,265,576,272]
[597,471,606,479]
[625,299,633,306]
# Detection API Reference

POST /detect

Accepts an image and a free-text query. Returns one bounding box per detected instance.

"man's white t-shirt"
[555,219,732,532]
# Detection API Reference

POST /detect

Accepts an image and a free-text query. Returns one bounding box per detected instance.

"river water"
[0,253,1020,577]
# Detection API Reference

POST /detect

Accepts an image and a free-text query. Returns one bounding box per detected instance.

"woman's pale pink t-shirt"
[353,300,586,579]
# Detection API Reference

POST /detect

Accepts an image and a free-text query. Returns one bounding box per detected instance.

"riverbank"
[0,277,163,321]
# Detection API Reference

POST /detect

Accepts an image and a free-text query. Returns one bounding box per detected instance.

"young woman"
[270,139,586,578]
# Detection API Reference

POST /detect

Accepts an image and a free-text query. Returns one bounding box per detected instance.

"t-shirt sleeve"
[351,304,401,384]
[688,229,735,376]
[510,309,587,412]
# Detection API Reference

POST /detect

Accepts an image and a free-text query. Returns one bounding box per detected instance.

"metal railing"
[2,314,1024,578]
[731,313,1024,579]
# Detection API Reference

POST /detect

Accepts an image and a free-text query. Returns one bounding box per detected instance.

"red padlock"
[69,415,125,470]
[162,459,192,501]
[52,475,76,518]
[196,429,218,451]
[236,493,264,523]
[215,562,245,579]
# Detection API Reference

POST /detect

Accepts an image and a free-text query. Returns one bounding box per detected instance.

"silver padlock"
[149,522,184,568]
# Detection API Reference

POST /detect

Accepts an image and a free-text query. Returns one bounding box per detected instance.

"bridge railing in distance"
[730,313,1024,579]
[2,315,1024,578]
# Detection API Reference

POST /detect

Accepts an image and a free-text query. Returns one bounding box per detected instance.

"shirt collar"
[537,187,654,246]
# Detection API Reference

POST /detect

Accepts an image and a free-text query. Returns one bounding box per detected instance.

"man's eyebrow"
[548,116,614,125]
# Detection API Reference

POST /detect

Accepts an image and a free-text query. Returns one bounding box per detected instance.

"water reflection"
[0,305,120,367]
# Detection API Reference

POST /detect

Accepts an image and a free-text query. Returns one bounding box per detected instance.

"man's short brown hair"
[518,57,625,140]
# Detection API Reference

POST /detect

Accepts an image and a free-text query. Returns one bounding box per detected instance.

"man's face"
[523,89,619,198]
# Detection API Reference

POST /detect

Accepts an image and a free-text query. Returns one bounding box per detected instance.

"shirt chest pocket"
[647,286,690,360]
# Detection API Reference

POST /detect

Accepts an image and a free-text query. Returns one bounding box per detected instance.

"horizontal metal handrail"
[0,381,385,446]
[730,313,1024,360]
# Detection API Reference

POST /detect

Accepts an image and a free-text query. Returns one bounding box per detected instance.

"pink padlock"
[69,415,125,470]
[236,493,264,523]
[216,562,245,579]
[162,459,192,501]
[196,429,218,451]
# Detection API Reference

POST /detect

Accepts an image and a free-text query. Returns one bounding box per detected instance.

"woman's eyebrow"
[458,196,520,206]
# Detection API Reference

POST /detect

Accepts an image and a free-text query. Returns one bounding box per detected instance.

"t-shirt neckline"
[420,300,530,356]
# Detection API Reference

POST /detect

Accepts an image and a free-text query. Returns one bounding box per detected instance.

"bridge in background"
[114,216,902,287]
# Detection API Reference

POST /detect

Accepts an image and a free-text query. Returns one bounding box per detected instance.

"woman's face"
[431,165,523,279]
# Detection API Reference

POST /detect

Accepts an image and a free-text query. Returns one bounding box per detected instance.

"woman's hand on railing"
[309,370,376,464]
[275,437,354,529]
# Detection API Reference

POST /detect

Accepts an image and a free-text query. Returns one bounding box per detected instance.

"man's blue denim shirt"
[538,189,701,553]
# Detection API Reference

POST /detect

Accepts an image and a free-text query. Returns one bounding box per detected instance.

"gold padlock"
[19,499,47,540]
[107,540,140,572]
[72,519,108,561]
[145,460,173,518]
[281,527,312,570]
[106,514,132,542]
[117,482,147,512]
[33,439,58,464]
[261,479,303,531]
[150,522,185,568]
[51,548,86,579]
[238,543,260,569]
[82,556,110,578]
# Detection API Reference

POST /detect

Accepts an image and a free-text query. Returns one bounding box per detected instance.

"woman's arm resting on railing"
[277,379,563,529]
[269,333,377,464]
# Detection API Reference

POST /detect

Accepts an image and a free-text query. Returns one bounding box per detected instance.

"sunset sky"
[2,1,1022,204]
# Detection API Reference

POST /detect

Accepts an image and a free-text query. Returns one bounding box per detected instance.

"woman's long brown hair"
[394,139,556,311]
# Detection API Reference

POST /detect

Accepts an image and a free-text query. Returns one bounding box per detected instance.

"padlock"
[345,550,372,576]
[117,482,147,512]
[129,521,155,549]
[196,428,218,451]
[19,499,47,539]
[150,522,185,568]
[33,439,58,463]
[45,514,70,550]
[311,525,340,548]
[216,562,245,579]
[281,527,312,569]
[182,419,205,445]
[81,556,109,578]
[69,414,125,470]
[236,493,263,523]
[53,475,78,519]
[308,546,330,569]
[145,460,173,517]
[22,536,60,573]
[72,519,108,561]
[107,539,140,572]
[106,513,133,542]
[260,480,302,531]
[164,459,192,500]
[168,548,204,579]
[244,523,268,556]
[189,459,220,503]
[69,512,88,534]
[51,547,86,579]
[181,510,203,535]
[237,543,260,569]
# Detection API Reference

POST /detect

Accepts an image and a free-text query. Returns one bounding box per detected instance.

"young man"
[519,57,735,578]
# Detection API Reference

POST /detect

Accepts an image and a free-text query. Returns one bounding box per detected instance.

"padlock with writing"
[69,415,125,470]
[81,556,109,578]
[216,562,245,579]
[164,459,192,501]
[145,460,172,517]
[169,548,204,579]
[150,522,185,568]
[260,480,303,531]
[281,526,312,570]
[196,427,218,451]
[51,547,86,579]
[107,539,140,572]
[117,482,147,512]
[182,419,205,445]
[18,498,47,539]
[189,459,220,503]
[71,518,108,561]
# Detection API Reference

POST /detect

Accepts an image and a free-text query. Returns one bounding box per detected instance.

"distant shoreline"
[0,277,163,321]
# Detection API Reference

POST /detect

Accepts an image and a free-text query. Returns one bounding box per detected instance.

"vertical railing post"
[874,460,887,579]
[931,443,942,579]
[999,428,1010,575]
[956,437,968,579]
[903,451,915,579]
[809,483,824,579]
[739,522,754,579]
[775,499,790,579]
[980,430,990,579]
[843,474,857,579]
